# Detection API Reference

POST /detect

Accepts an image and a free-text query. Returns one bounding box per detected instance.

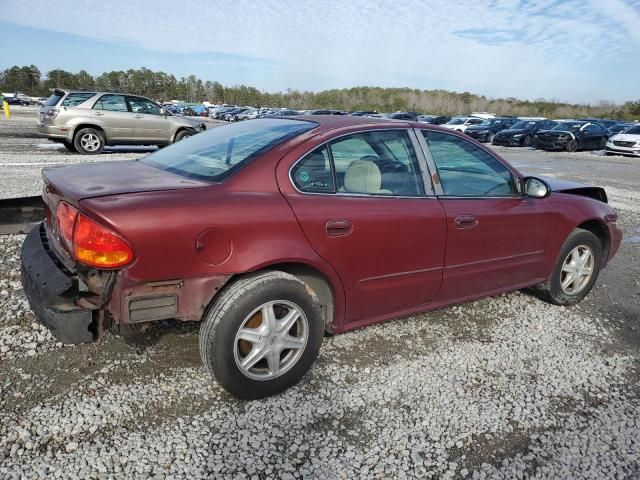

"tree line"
[1,64,639,120]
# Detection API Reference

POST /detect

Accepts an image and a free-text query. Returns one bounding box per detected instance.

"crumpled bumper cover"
[21,224,95,344]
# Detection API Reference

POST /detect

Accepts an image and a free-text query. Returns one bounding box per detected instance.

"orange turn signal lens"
[73,214,134,268]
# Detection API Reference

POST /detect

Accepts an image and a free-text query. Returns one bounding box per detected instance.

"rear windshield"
[43,92,64,107]
[141,119,317,182]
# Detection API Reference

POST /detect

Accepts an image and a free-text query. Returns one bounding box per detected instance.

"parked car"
[442,116,486,133]
[350,111,380,117]
[492,119,558,147]
[535,121,609,152]
[417,115,450,125]
[224,107,250,122]
[604,124,640,157]
[264,109,300,117]
[578,118,619,130]
[607,123,633,136]
[388,112,418,121]
[21,116,621,399]
[464,117,518,143]
[37,89,206,154]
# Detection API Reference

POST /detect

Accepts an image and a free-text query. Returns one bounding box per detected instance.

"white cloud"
[4,0,640,102]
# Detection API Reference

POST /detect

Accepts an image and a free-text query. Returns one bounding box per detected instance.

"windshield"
[553,122,584,132]
[624,125,640,135]
[141,119,317,181]
[447,118,466,125]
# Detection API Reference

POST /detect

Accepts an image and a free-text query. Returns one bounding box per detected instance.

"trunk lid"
[42,160,211,205]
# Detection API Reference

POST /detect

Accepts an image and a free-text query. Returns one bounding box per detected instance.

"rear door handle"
[94,112,104,116]
[134,114,143,119]
[455,215,478,229]
[326,220,353,237]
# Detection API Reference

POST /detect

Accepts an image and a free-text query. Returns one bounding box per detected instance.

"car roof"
[281,115,458,136]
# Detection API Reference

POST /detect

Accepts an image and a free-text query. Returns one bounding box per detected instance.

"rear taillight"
[55,201,133,269]
[44,108,59,120]
[56,202,78,248]
[73,214,134,268]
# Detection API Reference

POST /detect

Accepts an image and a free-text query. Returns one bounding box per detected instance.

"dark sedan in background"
[536,121,609,152]
[465,117,517,143]
[492,119,558,147]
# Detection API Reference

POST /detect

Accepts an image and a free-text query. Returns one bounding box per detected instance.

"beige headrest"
[343,159,382,193]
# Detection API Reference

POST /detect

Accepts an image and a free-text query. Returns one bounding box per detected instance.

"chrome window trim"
[288,127,435,198]
[416,128,525,199]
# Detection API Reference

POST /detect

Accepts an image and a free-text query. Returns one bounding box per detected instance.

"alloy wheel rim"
[233,300,308,381]
[80,133,101,151]
[560,245,594,295]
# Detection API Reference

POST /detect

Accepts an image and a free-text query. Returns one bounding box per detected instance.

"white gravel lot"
[0,107,639,479]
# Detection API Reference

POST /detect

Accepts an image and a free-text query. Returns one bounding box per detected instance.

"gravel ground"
[0,107,639,479]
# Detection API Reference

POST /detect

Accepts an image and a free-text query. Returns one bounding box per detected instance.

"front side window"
[61,92,95,107]
[93,94,128,112]
[329,130,424,196]
[291,146,334,193]
[423,131,518,197]
[128,97,162,115]
[142,119,317,182]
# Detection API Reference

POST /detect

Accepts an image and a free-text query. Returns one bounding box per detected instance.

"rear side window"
[291,146,334,193]
[61,92,95,107]
[43,92,64,107]
[93,94,128,112]
[128,96,162,115]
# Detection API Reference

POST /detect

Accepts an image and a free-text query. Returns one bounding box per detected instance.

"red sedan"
[21,116,622,398]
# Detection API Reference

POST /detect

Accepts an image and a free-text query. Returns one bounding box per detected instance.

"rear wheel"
[533,229,603,306]
[599,137,608,150]
[199,271,324,399]
[565,139,578,152]
[73,128,105,154]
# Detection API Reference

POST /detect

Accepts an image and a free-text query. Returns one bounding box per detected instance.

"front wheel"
[174,129,194,143]
[522,135,532,147]
[565,139,578,152]
[199,271,324,399]
[533,228,603,306]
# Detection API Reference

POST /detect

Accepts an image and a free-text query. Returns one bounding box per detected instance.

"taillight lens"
[73,214,134,268]
[56,202,78,247]
[44,108,59,120]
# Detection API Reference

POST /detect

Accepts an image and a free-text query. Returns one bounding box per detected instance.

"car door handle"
[455,215,478,229]
[326,220,353,237]
[134,114,143,119]
[94,112,104,116]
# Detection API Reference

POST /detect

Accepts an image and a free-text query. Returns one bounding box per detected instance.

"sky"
[1,0,639,104]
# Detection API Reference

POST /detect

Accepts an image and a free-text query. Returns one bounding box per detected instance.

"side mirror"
[160,107,166,116]
[523,177,550,198]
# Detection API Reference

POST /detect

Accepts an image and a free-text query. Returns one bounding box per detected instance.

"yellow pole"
[3,101,10,119]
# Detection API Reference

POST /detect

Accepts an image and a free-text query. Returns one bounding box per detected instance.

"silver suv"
[37,90,207,154]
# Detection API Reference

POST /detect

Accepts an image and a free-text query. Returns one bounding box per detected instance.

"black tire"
[522,135,532,147]
[174,129,194,143]
[533,228,603,306]
[199,271,324,399]
[73,128,105,155]
[599,137,608,150]
[565,139,578,152]
[62,140,76,152]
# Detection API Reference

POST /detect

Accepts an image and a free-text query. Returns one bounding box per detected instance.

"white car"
[605,124,640,157]
[442,116,486,133]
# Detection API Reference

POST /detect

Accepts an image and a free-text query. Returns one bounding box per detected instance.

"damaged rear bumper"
[20,224,96,344]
